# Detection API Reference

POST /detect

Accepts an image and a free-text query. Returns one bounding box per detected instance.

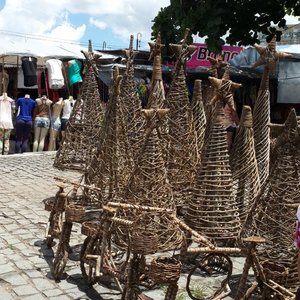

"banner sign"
[187,43,243,69]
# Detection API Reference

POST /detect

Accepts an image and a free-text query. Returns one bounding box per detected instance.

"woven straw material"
[186,102,241,243]
[44,197,55,212]
[208,55,228,79]
[150,257,182,284]
[252,36,291,75]
[83,67,134,208]
[65,204,85,223]
[119,109,184,251]
[146,32,165,109]
[131,231,159,255]
[191,80,206,160]
[239,109,300,293]
[209,66,242,113]
[120,36,145,160]
[205,65,241,147]
[230,105,260,223]
[54,41,104,172]
[165,40,198,207]
[253,67,270,187]
[81,220,102,236]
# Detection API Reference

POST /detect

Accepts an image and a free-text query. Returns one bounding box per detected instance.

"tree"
[151,0,300,53]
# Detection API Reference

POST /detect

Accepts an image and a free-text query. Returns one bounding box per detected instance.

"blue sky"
[0,0,169,56]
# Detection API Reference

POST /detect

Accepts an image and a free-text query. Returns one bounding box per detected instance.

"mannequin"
[0,92,14,154]
[15,94,37,153]
[33,95,52,152]
[61,96,76,138]
[48,97,64,151]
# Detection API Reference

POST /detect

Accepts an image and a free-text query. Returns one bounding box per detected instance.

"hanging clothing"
[16,97,37,121]
[21,56,38,87]
[0,94,14,129]
[45,59,65,89]
[68,59,82,86]
[0,71,9,94]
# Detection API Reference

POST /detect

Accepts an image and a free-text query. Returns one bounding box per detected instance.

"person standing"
[15,94,36,153]
[0,93,14,154]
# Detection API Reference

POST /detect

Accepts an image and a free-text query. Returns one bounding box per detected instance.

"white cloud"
[89,17,107,30]
[90,0,170,48]
[0,0,171,54]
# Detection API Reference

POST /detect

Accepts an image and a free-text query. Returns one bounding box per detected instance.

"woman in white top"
[33,95,52,152]
[0,92,14,154]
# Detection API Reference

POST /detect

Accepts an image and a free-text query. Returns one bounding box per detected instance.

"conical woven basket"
[239,109,300,292]
[231,105,261,223]
[83,66,134,208]
[118,109,184,251]
[253,66,270,187]
[54,40,105,172]
[190,79,206,160]
[164,38,198,208]
[120,35,145,160]
[186,101,241,243]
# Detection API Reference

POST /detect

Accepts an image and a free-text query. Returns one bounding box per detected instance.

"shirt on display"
[0,71,9,95]
[21,56,38,87]
[0,94,14,129]
[62,98,76,119]
[45,59,65,90]
[16,97,37,121]
[68,59,83,86]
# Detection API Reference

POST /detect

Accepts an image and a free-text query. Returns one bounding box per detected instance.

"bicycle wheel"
[186,253,232,300]
[53,243,68,280]
[80,236,102,285]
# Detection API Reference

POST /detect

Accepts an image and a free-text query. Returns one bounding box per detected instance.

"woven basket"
[65,204,85,223]
[150,257,182,284]
[261,261,288,285]
[131,232,159,255]
[44,197,55,212]
[81,220,101,236]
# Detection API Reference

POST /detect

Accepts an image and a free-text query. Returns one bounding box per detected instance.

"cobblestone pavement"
[0,152,247,300]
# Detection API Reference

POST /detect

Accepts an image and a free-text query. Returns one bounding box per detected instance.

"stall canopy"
[230,46,300,104]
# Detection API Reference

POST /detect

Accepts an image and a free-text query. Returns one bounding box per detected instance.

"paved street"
[0,152,247,300]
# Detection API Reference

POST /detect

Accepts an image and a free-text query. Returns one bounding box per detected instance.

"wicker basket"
[131,232,159,255]
[261,261,288,285]
[81,220,101,236]
[44,197,56,212]
[150,257,182,284]
[65,204,85,223]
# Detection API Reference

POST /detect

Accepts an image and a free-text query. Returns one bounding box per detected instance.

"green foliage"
[151,0,300,53]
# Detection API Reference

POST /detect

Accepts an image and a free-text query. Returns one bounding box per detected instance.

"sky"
[0,0,170,57]
[0,0,298,57]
